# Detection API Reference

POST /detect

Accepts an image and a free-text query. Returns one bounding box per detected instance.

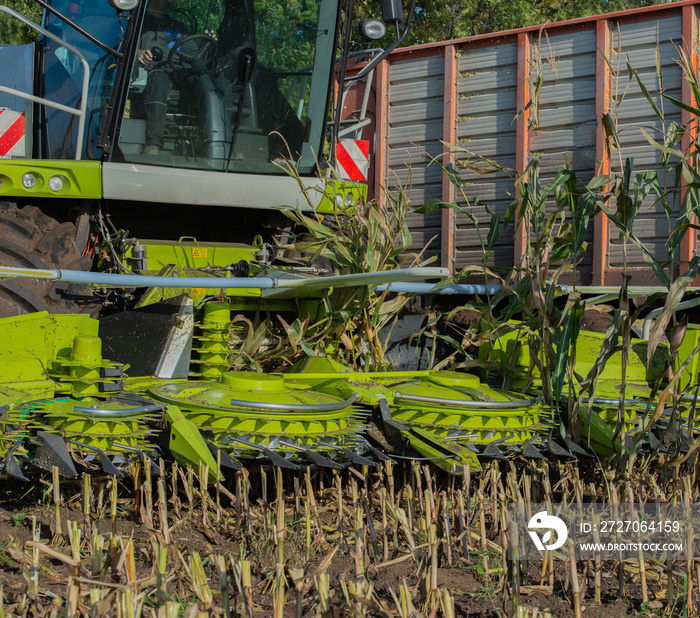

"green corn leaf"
[627,62,664,122]
[647,257,699,365]
[661,92,700,117]
[483,214,501,263]
[443,162,463,188]
[601,112,620,149]
[413,199,458,215]
[639,127,684,160]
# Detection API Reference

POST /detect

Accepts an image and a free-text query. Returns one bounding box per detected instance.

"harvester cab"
[0,0,381,215]
[118,0,316,171]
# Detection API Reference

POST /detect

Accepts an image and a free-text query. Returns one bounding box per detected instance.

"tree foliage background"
[0,0,44,44]
[354,0,672,46]
[0,0,679,50]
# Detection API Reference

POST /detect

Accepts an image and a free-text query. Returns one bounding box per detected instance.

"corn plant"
[424,40,700,461]
[274,163,430,370]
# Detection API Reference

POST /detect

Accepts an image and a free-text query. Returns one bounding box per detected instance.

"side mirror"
[379,0,403,24]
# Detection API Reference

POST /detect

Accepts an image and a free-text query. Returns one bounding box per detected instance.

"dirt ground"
[0,468,676,617]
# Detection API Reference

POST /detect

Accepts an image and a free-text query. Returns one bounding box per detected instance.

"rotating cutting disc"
[26,394,161,455]
[387,371,548,445]
[150,372,367,461]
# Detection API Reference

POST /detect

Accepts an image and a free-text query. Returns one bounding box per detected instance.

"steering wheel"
[168,34,219,73]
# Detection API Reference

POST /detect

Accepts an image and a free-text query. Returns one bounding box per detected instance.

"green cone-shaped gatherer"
[166,404,221,480]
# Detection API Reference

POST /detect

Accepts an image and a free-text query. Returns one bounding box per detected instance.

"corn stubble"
[0,457,692,617]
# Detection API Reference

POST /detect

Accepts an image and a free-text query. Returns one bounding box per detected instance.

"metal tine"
[278,441,344,470]
[67,439,124,478]
[480,441,508,461]
[114,443,162,475]
[547,431,576,458]
[5,440,29,482]
[479,436,511,460]
[647,431,667,453]
[35,432,78,478]
[205,439,242,470]
[563,435,594,458]
[227,436,299,470]
[317,440,376,467]
[365,442,394,462]
[520,437,546,460]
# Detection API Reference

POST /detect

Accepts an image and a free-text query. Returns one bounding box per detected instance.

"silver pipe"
[565,286,679,295]
[0,85,84,117]
[0,265,279,288]
[274,267,449,289]
[643,296,700,340]
[374,283,502,295]
[583,398,641,405]
[337,117,372,139]
[0,265,448,290]
[229,392,360,412]
[585,293,620,306]
[74,404,161,417]
[375,283,700,297]
[393,392,540,408]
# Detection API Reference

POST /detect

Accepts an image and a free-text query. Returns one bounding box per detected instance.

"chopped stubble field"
[0,458,691,617]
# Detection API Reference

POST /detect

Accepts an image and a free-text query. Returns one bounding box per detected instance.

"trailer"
[358,0,700,286]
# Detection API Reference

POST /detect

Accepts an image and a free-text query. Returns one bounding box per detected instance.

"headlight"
[48,175,64,192]
[345,193,355,207]
[358,18,387,41]
[108,0,139,11]
[21,173,36,189]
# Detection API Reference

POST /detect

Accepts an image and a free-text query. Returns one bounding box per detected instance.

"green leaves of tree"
[0,0,43,44]
[352,0,660,47]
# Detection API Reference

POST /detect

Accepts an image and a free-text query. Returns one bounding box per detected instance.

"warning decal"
[336,138,370,182]
[0,110,25,158]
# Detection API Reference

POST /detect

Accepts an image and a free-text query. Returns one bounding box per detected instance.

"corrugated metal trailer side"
[608,14,684,278]
[372,0,700,285]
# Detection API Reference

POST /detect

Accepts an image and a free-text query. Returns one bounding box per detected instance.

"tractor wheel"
[0,203,97,318]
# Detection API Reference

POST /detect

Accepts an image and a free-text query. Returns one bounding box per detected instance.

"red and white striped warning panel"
[0,110,25,158]
[336,138,370,182]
